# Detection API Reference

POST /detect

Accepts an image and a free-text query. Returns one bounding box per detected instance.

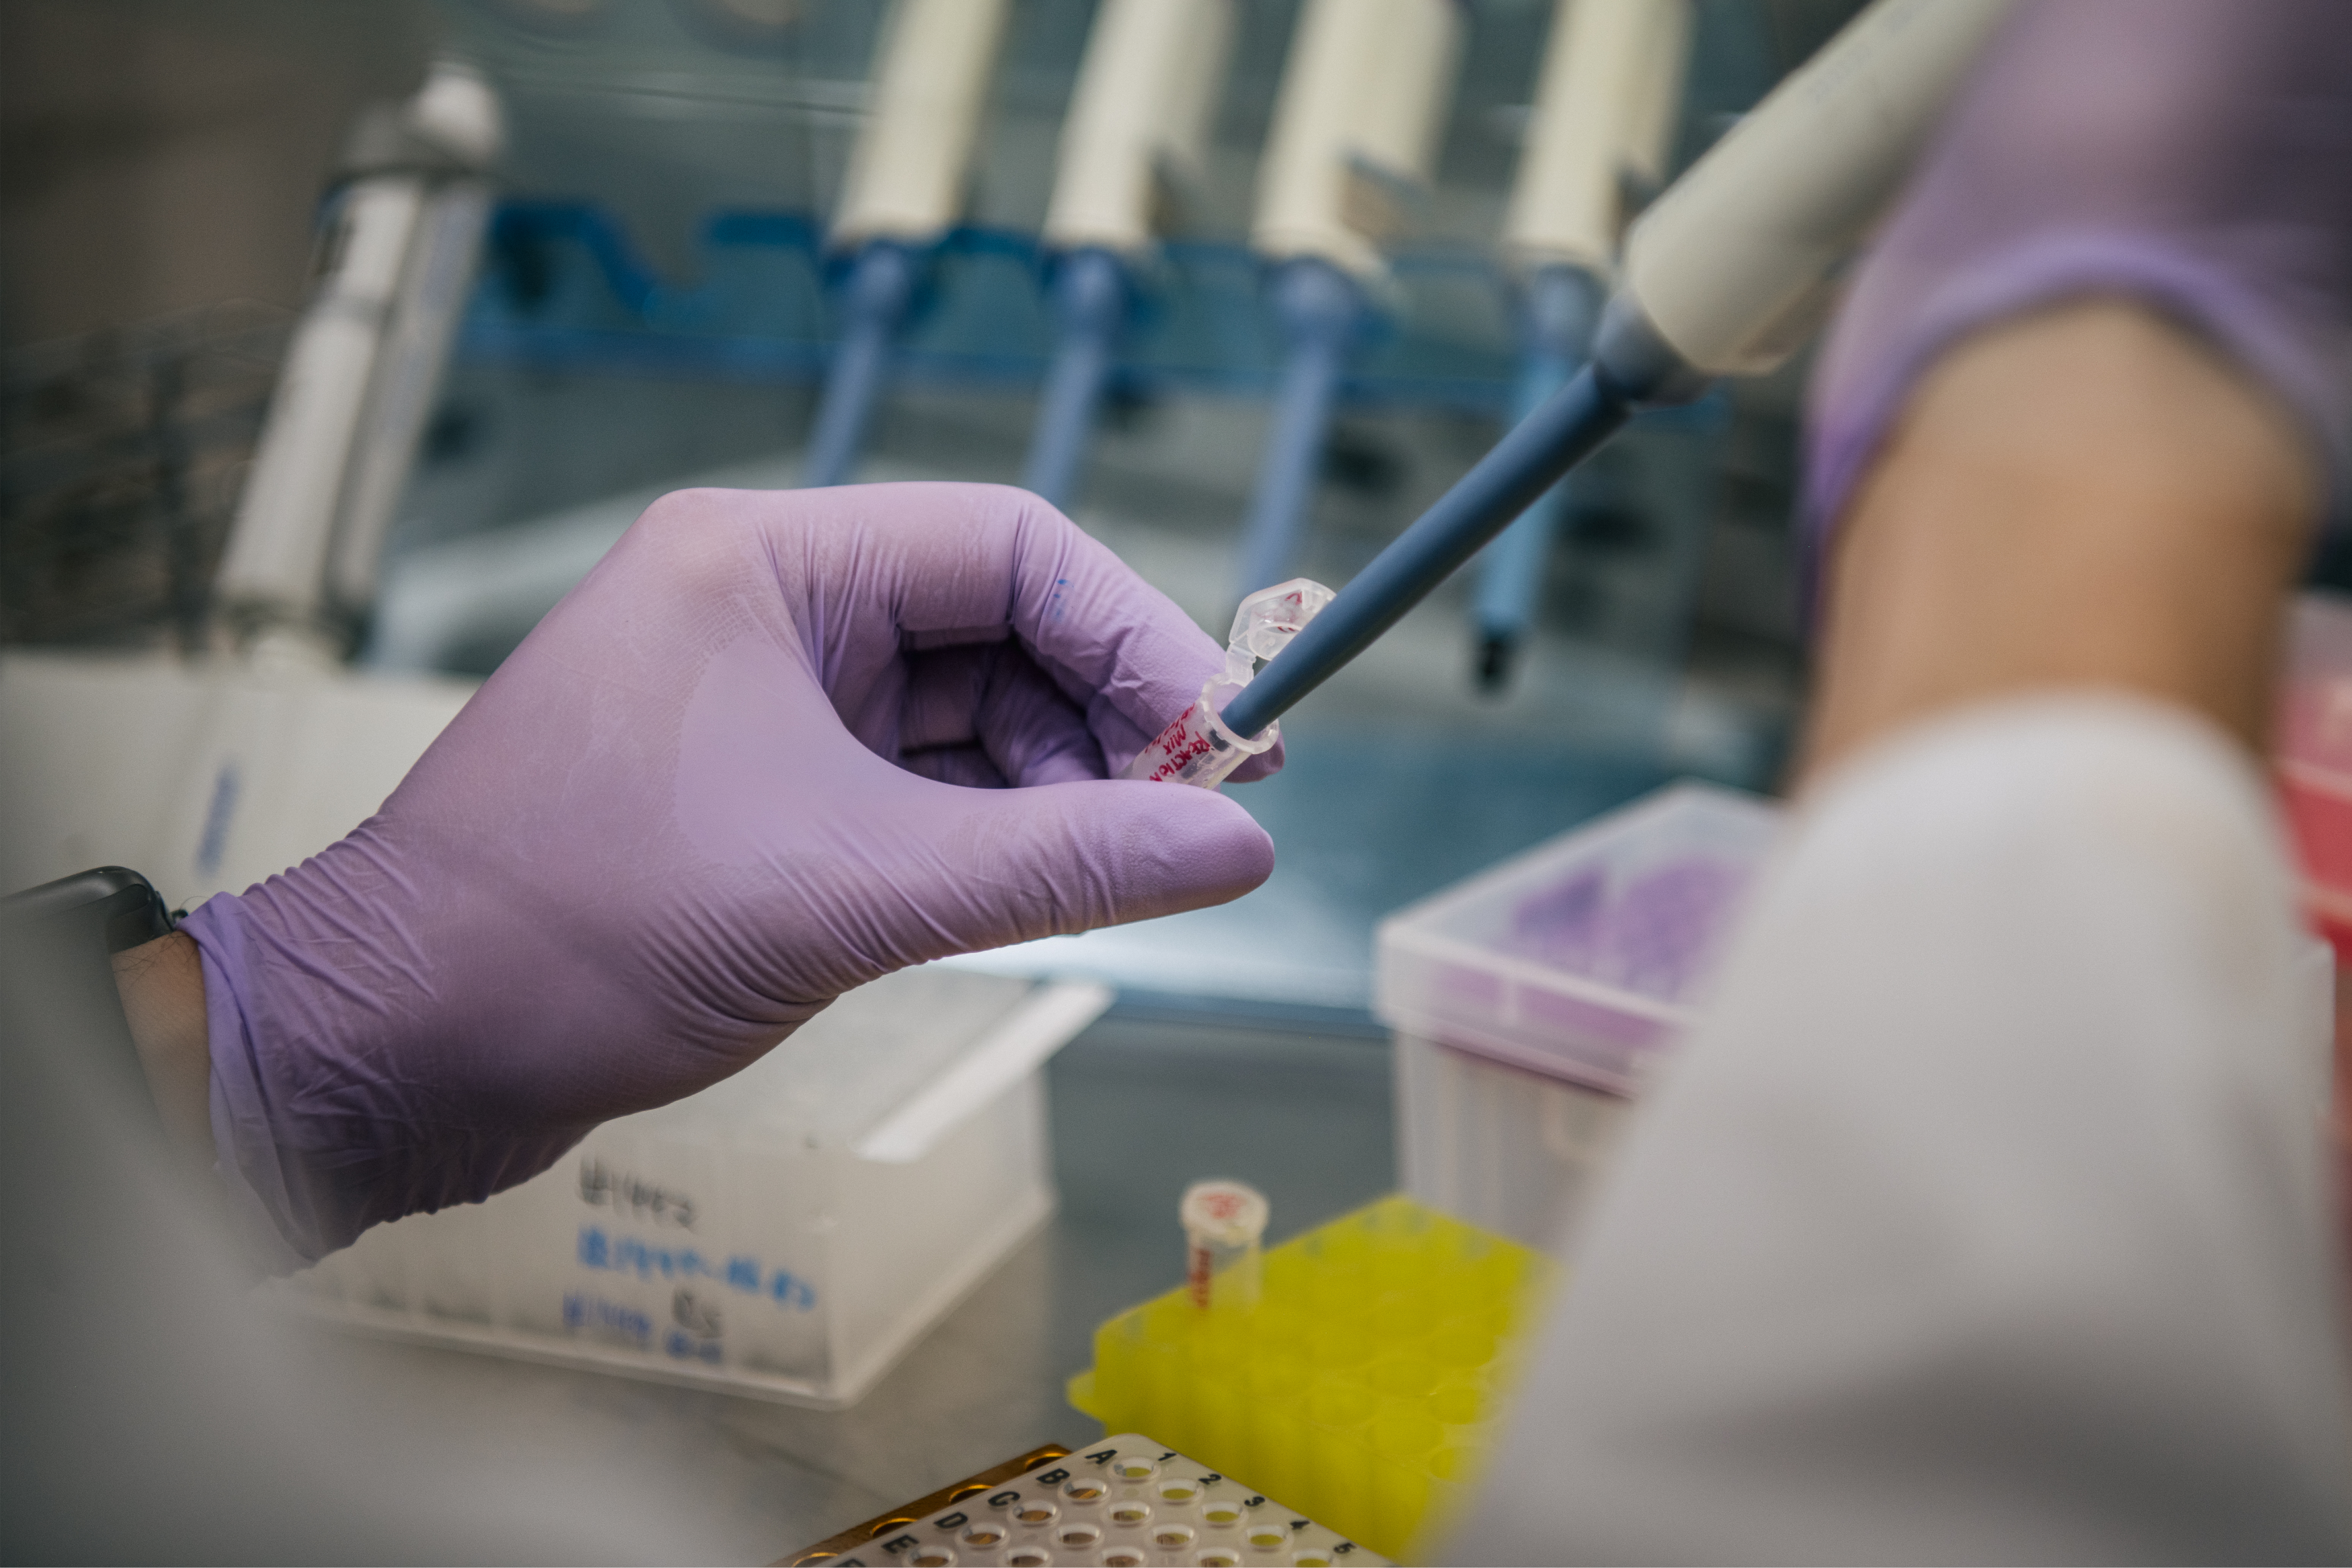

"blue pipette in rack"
[1120,0,2018,790]
[801,0,1009,489]
[1021,0,1237,510]
[1472,0,1692,693]
[1228,0,1466,605]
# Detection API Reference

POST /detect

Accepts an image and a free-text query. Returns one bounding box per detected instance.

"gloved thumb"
[885,778,1276,961]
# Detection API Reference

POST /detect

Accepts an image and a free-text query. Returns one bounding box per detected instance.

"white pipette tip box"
[270,966,1111,1408]
[785,1435,1390,1567]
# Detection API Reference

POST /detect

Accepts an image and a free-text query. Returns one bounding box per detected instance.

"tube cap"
[1180,1179,1270,1246]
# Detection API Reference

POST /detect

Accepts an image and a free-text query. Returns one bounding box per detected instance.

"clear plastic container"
[1375,781,1782,1250]
[273,966,1110,1407]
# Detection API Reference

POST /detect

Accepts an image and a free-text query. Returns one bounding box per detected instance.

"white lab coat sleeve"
[1446,693,2352,1565]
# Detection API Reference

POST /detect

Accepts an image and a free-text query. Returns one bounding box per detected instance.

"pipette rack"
[1068,1195,1556,1559]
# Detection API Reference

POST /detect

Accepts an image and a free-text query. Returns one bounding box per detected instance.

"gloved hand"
[1804,0,2352,574]
[181,483,1278,1266]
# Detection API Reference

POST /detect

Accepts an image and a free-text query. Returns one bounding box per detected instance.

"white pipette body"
[1614,0,2015,378]
[1505,0,1693,281]
[1119,579,1334,788]
[830,0,1012,250]
[1043,0,1235,257]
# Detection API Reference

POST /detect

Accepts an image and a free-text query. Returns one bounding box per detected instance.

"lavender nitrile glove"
[1805,0,2352,570]
[181,484,1277,1266]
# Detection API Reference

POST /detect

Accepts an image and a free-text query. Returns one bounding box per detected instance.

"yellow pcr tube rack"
[1067,1194,1558,1559]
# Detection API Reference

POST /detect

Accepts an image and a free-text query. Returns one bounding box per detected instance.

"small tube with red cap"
[1181,1178,1271,1313]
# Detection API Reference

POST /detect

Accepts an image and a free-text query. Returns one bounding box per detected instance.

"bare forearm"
[1801,301,2324,784]
[112,930,214,1168]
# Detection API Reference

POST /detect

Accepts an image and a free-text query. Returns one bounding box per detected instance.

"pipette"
[1472,0,1693,691]
[1128,0,2016,776]
[1120,579,1334,788]
[1232,0,1466,602]
[1021,0,1236,510]
[1180,1178,1270,1313]
[803,0,1010,489]
[215,60,503,647]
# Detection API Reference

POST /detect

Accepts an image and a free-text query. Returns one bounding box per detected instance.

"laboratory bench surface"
[303,1011,1397,1565]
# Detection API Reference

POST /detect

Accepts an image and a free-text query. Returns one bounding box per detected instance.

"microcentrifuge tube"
[1181,1178,1269,1313]
[1122,579,1334,789]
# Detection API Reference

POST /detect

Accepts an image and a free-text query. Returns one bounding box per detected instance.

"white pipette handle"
[1505,0,1693,279]
[831,0,1012,249]
[1616,0,2014,377]
[1181,1179,1270,1313]
[216,60,502,642]
[1044,0,1235,256]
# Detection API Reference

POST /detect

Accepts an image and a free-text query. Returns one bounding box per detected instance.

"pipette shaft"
[1220,362,1635,741]
[1147,0,2013,760]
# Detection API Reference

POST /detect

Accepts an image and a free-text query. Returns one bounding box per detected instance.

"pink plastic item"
[2276,593,2352,955]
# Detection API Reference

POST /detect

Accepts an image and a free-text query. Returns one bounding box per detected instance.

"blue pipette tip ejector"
[803,241,920,490]
[1232,257,1364,604]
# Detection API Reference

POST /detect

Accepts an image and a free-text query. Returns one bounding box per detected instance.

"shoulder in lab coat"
[1449,693,2352,1564]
